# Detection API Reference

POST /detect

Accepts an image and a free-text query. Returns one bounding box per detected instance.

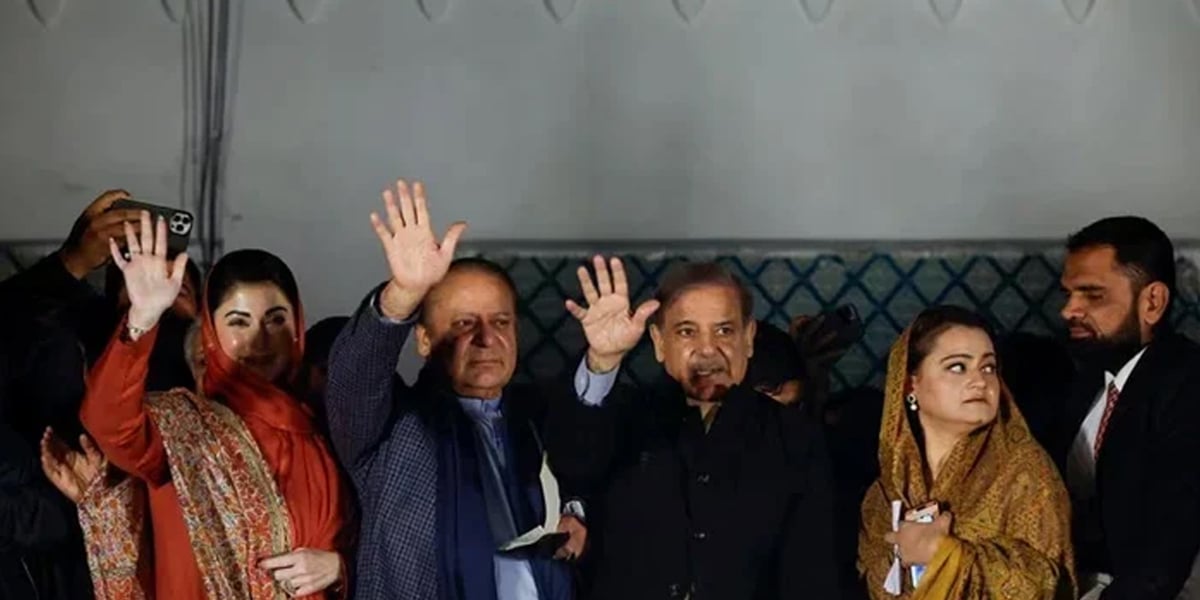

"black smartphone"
[107,199,194,257]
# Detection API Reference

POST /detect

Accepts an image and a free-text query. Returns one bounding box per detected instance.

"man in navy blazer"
[324,180,626,600]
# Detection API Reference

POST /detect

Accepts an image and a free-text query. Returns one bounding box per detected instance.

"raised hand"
[40,428,106,504]
[110,210,190,331]
[369,179,467,319]
[566,256,660,373]
[60,189,142,279]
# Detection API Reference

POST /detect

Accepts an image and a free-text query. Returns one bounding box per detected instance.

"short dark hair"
[421,257,519,326]
[652,261,753,326]
[1067,216,1176,303]
[304,316,350,369]
[906,305,994,375]
[205,249,301,316]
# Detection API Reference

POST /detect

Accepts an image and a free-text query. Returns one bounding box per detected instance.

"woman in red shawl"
[77,211,348,599]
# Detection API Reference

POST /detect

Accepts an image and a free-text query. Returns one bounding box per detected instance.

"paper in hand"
[498,452,565,555]
[906,502,939,588]
[883,500,902,596]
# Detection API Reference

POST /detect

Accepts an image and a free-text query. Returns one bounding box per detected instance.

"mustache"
[687,359,727,374]
[1067,318,1098,333]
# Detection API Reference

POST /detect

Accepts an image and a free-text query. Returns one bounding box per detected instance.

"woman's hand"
[260,548,342,597]
[885,512,952,566]
[111,210,189,331]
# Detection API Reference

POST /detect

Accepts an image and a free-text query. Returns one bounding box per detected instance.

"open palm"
[370,180,466,307]
[567,256,659,361]
[111,211,188,329]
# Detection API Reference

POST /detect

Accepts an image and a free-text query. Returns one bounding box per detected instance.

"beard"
[1066,308,1144,373]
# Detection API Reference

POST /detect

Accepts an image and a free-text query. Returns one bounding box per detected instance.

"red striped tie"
[1093,381,1120,456]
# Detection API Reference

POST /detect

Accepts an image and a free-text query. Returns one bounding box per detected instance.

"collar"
[456,396,504,422]
[1104,347,1149,392]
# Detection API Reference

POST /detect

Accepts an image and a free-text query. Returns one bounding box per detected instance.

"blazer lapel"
[1095,338,1169,464]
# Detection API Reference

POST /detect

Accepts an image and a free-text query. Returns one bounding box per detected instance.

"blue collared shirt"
[456,396,540,600]
[454,360,617,600]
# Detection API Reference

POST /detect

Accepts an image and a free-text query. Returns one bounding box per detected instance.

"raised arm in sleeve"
[543,357,635,503]
[324,285,416,474]
[78,319,169,486]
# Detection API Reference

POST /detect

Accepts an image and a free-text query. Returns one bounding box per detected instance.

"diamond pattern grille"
[481,250,1200,389]
[2,243,1195,389]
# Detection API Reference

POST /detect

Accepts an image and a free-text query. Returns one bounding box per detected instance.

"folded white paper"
[884,500,902,596]
[498,453,562,552]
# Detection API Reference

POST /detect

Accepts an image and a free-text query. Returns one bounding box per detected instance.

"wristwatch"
[561,499,587,524]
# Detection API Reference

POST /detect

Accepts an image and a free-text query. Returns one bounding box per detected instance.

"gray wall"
[3,0,1200,319]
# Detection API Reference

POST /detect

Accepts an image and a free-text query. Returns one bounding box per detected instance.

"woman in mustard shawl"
[858,306,1074,599]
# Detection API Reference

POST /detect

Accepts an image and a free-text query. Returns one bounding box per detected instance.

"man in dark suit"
[1053,216,1200,599]
[325,179,613,600]
[562,258,838,599]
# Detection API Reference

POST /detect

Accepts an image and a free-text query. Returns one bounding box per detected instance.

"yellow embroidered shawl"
[857,326,1075,599]
[77,390,293,600]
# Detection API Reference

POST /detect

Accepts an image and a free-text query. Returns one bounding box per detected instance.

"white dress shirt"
[1068,347,1147,596]
[1066,348,1147,500]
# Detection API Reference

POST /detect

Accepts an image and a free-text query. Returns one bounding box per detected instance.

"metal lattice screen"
[481,248,1200,389]
[4,242,1198,389]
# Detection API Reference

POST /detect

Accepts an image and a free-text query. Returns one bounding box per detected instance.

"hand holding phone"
[107,199,194,258]
[61,190,141,278]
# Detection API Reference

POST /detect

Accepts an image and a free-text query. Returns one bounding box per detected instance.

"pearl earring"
[905,393,919,412]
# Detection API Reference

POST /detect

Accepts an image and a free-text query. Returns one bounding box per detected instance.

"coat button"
[692,531,708,541]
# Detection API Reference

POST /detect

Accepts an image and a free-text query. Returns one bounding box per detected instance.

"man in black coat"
[0,318,92,599]
[1053,216,1200,599]
[562,258,838,600]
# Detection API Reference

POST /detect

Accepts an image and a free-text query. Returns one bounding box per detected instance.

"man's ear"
[649,324,665,364]
[1139,281,1170,330]
[416,323,433,359]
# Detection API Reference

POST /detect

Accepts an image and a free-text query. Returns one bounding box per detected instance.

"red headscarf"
[199,273,314,434]
[195,262,346,565]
